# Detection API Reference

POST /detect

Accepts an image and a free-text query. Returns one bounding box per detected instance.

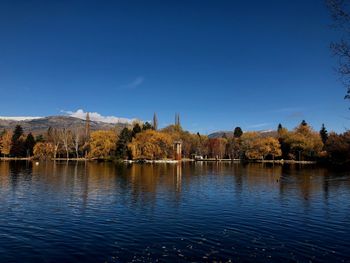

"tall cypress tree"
[153,113,158,130]
[132,123,142,137]
[277,123,283,133]
[25,133,36,157]
[116,128,133,159]
[320,124,328,145]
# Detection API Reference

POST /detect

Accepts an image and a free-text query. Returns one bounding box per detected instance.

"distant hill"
[208,131,235,139]
[0,116,129,135]
[208,130,277,138]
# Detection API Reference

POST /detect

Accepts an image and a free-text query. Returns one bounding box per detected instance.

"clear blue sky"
[0,0,348,134]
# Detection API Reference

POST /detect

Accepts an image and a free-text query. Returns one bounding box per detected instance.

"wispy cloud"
[247,122,271,128]
[269,107,304,113]
[62,109,138,124]
[286,111,304,120]
[267,107,305,120]
[120,76,144,90]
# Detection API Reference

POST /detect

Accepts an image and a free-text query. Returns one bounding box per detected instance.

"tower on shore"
[174,141,182,161]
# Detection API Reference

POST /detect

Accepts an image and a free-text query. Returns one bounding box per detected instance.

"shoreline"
[0,157,317,164]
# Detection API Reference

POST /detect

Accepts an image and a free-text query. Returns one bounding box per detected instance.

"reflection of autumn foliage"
[88,130,118,159]
[33,142,55,159]
[128,130,173,160]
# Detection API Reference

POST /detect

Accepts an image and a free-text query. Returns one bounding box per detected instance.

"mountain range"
[0,115,278,138]
[0,116,129,135]
[208,130,277,138]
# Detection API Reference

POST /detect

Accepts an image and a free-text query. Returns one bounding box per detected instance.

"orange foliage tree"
[33,142,55,159]
[128,130,173,160]
[88,130,118,159]
[0,130,12,157]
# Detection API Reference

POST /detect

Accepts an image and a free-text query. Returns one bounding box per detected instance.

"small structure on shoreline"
[174,141,182,161]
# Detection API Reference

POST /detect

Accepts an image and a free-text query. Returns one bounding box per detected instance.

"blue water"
[0,161,349,262]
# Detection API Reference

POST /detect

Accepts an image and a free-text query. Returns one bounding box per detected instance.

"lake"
[0,161,349,262]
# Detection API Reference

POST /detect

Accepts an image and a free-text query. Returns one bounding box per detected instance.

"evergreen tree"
[85,112,91,139]
[25,133,36,157]
[233,127,243,138]
[35,134,44,142]
[10,125,25,157]
[175,113,181,127]
[142,122,153,131]
[320,124,329,145]
[116,128,133,159]
[277,123,283,132]
[132,123,142,137]
[301,120,307,126]
[153,113,158,130]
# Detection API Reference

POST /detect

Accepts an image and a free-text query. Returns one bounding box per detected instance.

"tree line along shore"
[0,113,349,165]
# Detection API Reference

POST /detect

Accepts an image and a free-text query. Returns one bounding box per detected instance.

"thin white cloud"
[0,116,42,121]
[247,122,271,128]
[269,107,304,113]
[62,109,137,124]
[120,76,144,89]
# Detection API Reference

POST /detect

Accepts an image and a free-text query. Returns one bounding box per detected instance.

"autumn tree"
[262,137,282,160]
[0,130,12,157]
[59,128,72,159]
[194,132,209,157]
[240,132,281,160]
[285,123,323,161]
[207,138,227,159]
[226,137,242,159]
[47,127,61,159]
[89,130,118,159]
[128,130,173,160]
[72,128,84,158]
[325,131,350,164]
[33,142,55,160]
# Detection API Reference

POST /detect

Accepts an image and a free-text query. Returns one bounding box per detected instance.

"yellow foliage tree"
[88,130,118,159]
[33,142,55,159]
[241,132,282,160]
[285,124,323,160]
[0,130,12,157]
[128,130,173,160]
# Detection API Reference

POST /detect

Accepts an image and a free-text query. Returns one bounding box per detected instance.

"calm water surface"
[0,161,349,262]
